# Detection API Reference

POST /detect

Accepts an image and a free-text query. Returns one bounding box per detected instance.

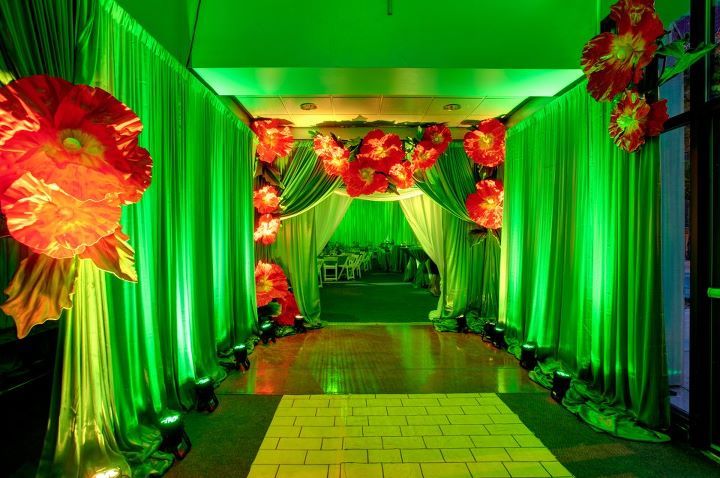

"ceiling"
[115,0,691,128]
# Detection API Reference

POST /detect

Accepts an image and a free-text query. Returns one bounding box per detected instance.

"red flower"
[466,179,504,230]
[314,134,350,176]
[253,185,281,214]
[388,161,415,189]
[0,75,152,203]
[463,119,506,167]
[255,261,289,307]
[609,90,668,152]
[358,129,404,173]
[422,125,451,154]
[342,159,389,197]
[251,119,293,164]
[276,292,300,326]
[313,134,337,158]
[581,1,664,102]
[411,140,441,170]
[254,213,281,245]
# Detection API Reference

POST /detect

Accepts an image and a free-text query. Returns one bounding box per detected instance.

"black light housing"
[519,343,538,370]
[259,319,277,345]
[456,314,469,333]
[233,344,251,371]
[551,370,572,402]
[158,411,192,460]
[483,320,496,340]
[194,377,219,412]
[294,314,307,334]
[491,324,506,349]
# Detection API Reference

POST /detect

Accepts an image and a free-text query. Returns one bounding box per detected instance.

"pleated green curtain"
[413,143,500,324]
[501,81,669,439]
[0,0,257,475]
[330,199,418,246]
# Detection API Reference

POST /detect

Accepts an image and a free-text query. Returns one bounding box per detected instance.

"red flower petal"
[253,185,281,214]
[254,213,281,245]
[646,99,668,137]
[255,261,289,307]
[422,125,452,154]
[251,119,293,164]
[1,173,121,259]
[411,140,441,170]
[463,119,506,167]
[611,0,662,35]
[342,159,389,197]
[1,253,79,338]
[78,228,137,282]
[388,161,415,189]
[0,76,153,203]
[275,292,300,326]
[608,89,661,152]
[358,129,404,173]
[321,147,350,176]
[466,179,504,229]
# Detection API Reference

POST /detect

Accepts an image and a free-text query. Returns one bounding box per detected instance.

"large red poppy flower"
[463,119,506,167]
[388,161,415,189]
[581,2,664,102]
[313,134,337,158]
[251,119,293,164]
[609,90,668,152]
[358,129,404,173]
[422,124,451,154]
[276,292,300,326]
[0,75,152,203]
[253,185,281,214]
[314,134,350,176]
[411,140,441,170]
[255,261,289,307]
[466,179,504,230]
[342,159,389,197]
[254,213,281,245]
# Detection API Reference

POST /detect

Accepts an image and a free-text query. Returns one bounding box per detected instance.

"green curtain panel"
[413,143,501,324]
[0,0,257,475]
[329,199,418,246]
[501,81,669,439]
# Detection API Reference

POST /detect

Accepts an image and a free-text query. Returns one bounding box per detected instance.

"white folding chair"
[323,257,339,282]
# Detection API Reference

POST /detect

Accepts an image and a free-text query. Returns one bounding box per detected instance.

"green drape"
[501,81,669,439]
[329,199,417,246]
[0,0,257,475]
[413,143,501,325]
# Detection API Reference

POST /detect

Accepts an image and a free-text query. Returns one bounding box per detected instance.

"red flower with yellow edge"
[254,213,281,245]
[358,129,404,173]
[388,161,415,189]
[422,124,451,154]
[255,261,289,307]
[342,159,389,197]
[251,119,293,164]
[321,146,350,176]
[313,134,337,158]
[463,119,506,167]
[466,179,504,230]
[608,90,668,152]
[0,75,152,203]
[253,185,281,214]
[411,140,441,170]
[276,292,300,326]
[580,1,664,102]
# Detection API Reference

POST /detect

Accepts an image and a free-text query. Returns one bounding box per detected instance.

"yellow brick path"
[247,393,573,478]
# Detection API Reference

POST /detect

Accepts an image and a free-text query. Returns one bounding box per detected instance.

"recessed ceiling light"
[443,103,461,111]
[300,102,317,111]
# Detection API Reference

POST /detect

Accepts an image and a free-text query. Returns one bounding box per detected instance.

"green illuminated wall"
[329,199,418,247]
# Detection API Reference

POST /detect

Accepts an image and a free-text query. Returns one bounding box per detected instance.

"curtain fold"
[330,200,417,246]
[501,81,669,438]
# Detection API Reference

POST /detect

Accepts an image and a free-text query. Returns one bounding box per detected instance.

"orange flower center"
[617,112,640,132]
[55,129,105,168]
[612,34,645,63]
[257,277,272,293]
[431,132,443,145]
[55,206,75,221]
[478,133,493,149]
[359,167,375,184]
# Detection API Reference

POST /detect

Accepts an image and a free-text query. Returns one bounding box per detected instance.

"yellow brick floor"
[247,393,573,478]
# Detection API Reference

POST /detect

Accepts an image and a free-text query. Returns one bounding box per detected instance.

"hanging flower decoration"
[253,214,281,245]
[0,75,152,338]
[422,124,452,155]
[313,133,350,176]
[342,158,389,197]
[255,261,289,307]
[466,179,504,230]
[253,185,281,214]
[411,140,441,170]
[609,90,668,152]
[251,119,293,164]
[275,292,300,327]
[463,119,506,167]
[357,129,404,173]
[388,162,415,189]
[581,1,664,102]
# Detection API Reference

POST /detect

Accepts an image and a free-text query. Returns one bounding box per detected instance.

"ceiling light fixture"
[443,103,461,111]
[300,102,317,111]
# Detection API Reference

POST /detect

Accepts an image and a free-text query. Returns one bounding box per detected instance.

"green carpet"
[500,392,720,478]
[320,271,438,323]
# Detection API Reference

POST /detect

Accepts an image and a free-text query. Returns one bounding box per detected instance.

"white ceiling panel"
[332,97,382,115]
[380,97,433,115]
[425,97,484,116]
[282,96,333,115]
[235,96,287,116]
[473,97,526,117]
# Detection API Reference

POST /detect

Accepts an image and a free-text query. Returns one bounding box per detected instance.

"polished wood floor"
[222,324,543,395]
